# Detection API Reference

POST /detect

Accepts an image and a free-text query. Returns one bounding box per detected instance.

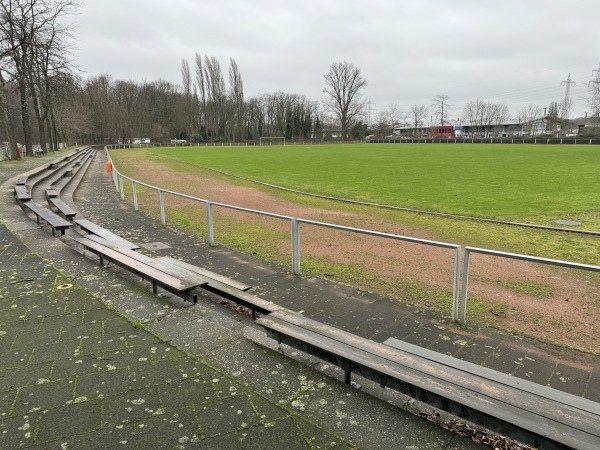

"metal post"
[112,169,118,191]
[451,247,461,322]
[132,181,138,210]
[459,248,471,324]
[206,202,215,246]
[158,190,165,225]
[119,175,125,200]
[291,218,301,275]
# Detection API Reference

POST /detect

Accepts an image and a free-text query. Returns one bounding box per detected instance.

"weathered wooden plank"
[74,218,138,249]
[74,238,200,291]
[114,252,274,315]
[45,189,59,199]
[14,185,32,202]
[49,198,77,221]
[203,279,279,315]
[257,315,600,450]
[144,258,212,286]
[383,337,600,417]
[269,310,600,433]
[80,234,140,251]
[24,202,72,236]
[149,256,275,315]
[156,256,252,291]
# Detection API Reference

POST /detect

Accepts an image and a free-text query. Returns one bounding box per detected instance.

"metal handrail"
[460,246,600,323]
[108,157,599,326]
[109,162,463,321]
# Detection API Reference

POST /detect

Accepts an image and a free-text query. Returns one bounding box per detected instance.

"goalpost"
[259,137,286,146]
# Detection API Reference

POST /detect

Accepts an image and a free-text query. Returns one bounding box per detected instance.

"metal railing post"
[291,218,301,275]
[459,248,471,324]
[158,190,165,225]
[112,169,118,191]
[206,201,215,246]
[451,246,461,322]
[119,175,125,200]
[132,181,138,210]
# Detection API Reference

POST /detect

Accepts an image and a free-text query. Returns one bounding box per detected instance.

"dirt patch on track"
[126,159,600,353]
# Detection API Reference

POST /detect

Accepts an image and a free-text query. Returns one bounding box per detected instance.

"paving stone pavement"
[0,153,487,449]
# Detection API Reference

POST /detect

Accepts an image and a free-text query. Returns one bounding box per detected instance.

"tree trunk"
[46,116,55,151]
[18,79,34,157]
[50,107,59,149]
[0,74,19,159]
[31,89,47,153]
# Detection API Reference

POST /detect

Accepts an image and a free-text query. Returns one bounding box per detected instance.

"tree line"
[1,0,81,159]
[2,1,598,159]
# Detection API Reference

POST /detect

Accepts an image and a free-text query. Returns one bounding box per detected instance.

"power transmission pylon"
[367,97,377,127]
[561,73,575,120]
[589,65,600,119]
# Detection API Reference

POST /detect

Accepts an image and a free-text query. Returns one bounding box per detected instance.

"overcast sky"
[73,0,600,121]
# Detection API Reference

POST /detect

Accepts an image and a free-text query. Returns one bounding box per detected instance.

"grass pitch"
[130,143,600,228]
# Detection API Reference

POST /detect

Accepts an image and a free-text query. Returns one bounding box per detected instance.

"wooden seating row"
[74,218,138,249]
[74,237,203,303]
[256,310,600,450]
[14,185,32,202]
[24,202,72,236]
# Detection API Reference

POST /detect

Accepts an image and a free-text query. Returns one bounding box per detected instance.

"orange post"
[106,161,113,172]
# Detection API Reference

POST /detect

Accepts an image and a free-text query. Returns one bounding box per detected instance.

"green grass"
[503,280,554,298]
[120,143,600,227]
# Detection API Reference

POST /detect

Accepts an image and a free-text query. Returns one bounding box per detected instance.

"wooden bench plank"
[153,257,276,316]
[80,234,140,251]
[156,256,252,291]
[268,310,600,430]
[122,253,274,316]
[74,238,198,289]
[200,280,279,316]
[24,202,72,236]
[383,337,600,417]
[73,238,203,302]
[45,189,59,199]
[74,218,138,249]
[257,312,600,449]
[48,198,77,221]
[14,185,32,202]
[15,176,28,186]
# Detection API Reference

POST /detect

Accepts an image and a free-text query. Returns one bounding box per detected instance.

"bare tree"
[181,59,193,139]
[322,61,367,140]
[228,57,244,141]
[194,53,207,139]
[431,94,450,126]
[547,101,559,135]
[463,99,509,137]
[409,104,428,136]
[517,104,542,136]
[374,111,390,138]
[559,97,573,124]
[0,70,18,158]
[84,74,117,143]
[386,103,404,132]
[0,0,81,157]
[203,56,226,140]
